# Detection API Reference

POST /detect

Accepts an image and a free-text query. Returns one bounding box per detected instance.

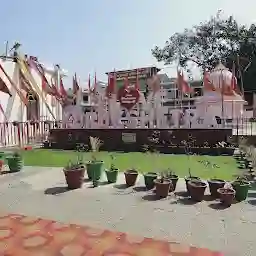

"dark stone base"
[48,128,233,154]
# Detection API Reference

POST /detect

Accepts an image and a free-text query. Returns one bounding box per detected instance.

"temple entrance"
[26,92,39,120]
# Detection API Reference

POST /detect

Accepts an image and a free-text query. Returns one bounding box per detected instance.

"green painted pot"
[86,161,103,181]
[0,152,5,159]
[144,172,158,190]
[232,180,250,201]
[105,169,119,183]
[6,155,23,172]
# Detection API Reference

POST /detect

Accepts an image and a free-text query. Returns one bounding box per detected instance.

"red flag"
[72,73,79,95]
[203,71,216,91]
[50,77,61,99]
[106,71,116,98]
[59,76,67,98]
[177,70,193,94]
[0,76,11,96]
[41,75,54,95]
[135,69,140,90]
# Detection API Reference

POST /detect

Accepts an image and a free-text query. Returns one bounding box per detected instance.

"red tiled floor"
[0,213,223,255]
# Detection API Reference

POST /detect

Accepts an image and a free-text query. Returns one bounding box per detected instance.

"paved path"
[0,167,255,256]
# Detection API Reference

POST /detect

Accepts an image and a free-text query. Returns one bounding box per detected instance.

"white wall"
[0,58,62,122]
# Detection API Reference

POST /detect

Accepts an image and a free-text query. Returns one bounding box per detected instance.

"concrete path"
[0,166,255,256]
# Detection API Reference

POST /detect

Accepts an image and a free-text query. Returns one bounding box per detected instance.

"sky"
[1,0,256,87]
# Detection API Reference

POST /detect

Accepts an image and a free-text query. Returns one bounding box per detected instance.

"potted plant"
[182,136,201,194]
[105,154,119,183]
[142,144,158,190]
[217,183,236,207]
[86,137,104,187]
[63,159,85,189]
[6,151,23,172]
[208,178,226,198]
[187,179,207,202]
[185,169,201,195]
[124,168,138,187]
[154,172,171,198]
[232,176,250,201]
[165,170,179,192]
[202,160,225,198]
[144,172,158,190]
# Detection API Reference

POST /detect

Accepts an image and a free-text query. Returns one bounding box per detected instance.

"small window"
[83,95,88,102]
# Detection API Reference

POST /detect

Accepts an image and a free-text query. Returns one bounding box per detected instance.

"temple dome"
[209,62,232,90]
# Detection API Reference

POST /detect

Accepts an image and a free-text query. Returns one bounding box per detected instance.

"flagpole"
[221,69,224,127]
[237,54,245,98]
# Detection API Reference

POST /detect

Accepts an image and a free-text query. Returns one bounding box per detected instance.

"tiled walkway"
[0,213,223,256]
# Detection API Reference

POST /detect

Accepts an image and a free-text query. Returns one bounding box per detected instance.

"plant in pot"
[231,176,250,202]
[217,183,236,207]
[105,154,119,183]
[187,179,207,202]
[154,171,171,198]
[165,169,178,192]
[124,168,138,187]
[63,158,85,189]
[142,145,158,190]
[6,151,23,173]
[208,177,226,198]
[203,160,225,198]
[182,136,201,194]
[86,137,104,187]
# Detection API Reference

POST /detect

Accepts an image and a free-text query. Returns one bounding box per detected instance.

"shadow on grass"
[44,186,69,195]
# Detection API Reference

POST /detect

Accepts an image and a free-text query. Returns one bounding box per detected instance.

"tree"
[152,11,256,92]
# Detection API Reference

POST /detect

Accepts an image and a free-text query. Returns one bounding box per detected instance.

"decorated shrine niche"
[26,92,39,120]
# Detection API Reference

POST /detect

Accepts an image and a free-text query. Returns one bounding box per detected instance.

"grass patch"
[20,149,239,181]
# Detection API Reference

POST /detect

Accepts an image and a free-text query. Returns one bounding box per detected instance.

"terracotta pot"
[167,175,179,192]
[154,179,171,198]
[208,179,226,198]
[188,180,207,202]
[124,170,138,187]
[217,188,235,207]
[185,176,201,195]
[63,166,85,189]
[0,159,3,171]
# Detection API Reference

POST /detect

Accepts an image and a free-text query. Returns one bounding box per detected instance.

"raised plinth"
[49,128,233,152]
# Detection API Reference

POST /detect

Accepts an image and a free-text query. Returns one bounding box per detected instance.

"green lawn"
[20,149,239,181]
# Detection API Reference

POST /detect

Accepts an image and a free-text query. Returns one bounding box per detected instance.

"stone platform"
[0,166,255,255]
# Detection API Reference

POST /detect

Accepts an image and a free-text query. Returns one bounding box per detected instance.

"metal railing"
[0,121,61,148]
[0,118,255,148]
